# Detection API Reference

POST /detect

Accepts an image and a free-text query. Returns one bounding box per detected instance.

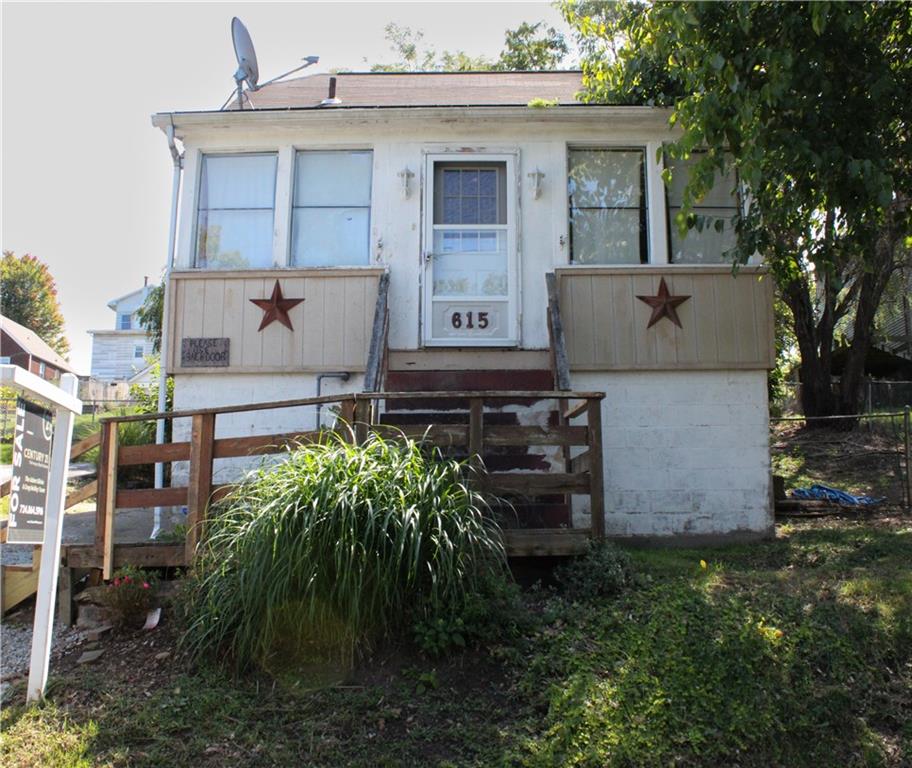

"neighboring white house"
[88,281,156,382]
[151,71,775,543]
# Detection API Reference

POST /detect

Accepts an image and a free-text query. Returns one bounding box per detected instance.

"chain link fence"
[771,408,912,511]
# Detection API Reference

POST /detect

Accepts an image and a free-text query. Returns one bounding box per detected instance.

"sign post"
[0,365,82,703]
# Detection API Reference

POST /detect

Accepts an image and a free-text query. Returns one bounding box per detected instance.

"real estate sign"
[7,396,54,544]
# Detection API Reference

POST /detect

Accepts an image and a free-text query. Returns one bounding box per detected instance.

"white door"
[423,153,519,346]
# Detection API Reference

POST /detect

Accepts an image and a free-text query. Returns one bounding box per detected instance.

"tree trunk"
[783,275,837,418]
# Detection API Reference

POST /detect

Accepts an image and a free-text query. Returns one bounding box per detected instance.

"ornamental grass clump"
[181,432,506,672]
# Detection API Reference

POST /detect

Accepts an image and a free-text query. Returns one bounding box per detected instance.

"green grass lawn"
[2,517,911,767]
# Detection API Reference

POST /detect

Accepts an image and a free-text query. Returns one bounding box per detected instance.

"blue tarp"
[790,484,885,506]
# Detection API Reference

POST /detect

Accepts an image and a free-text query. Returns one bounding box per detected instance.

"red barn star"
[636,277,691,329]
[249,280,304,331]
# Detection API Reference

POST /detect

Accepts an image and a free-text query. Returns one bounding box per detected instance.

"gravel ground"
[1,607,87,684]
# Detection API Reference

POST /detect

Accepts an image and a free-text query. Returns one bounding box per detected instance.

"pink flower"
[142,582,150,589]
[113,578,121,587]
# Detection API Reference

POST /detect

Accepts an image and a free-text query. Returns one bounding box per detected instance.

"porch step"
[380,367,570,528]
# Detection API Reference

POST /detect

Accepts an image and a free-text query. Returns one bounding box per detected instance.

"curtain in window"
[291,151,372,267]
[196,154,277,269]
[666,155,739,264]
[568,149,647,265]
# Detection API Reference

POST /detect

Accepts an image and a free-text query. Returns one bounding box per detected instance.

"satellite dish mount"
[227,17,319,111]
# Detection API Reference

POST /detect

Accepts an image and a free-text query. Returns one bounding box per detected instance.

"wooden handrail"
[97,390,605,424]
[363,271,390,393]
[545,272,572,392]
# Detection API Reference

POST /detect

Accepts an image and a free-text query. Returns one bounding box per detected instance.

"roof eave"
[152,104,673,134]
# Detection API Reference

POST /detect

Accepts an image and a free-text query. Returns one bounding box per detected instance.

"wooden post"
[469,398,484,469]
[95,420,118,580]
[57,566,73,627]
[185,412,216,564]
[339,398,356,441]
[586,398,606,539]
[904,405,911,512]
[354,399,370,445]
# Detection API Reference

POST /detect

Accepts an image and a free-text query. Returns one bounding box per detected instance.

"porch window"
[666,154,739,263]
[291,150,372,267]
[195,153,278,269]
[568,149,647,264]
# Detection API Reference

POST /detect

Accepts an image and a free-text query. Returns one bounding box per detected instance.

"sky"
[1,0,573,374]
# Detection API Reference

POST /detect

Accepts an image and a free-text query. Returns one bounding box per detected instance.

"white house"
[88,282,156,383]
[151,71,774,543]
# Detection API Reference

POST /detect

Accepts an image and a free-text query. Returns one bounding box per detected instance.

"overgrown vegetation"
[180,433,506,671]
[554,539,635,600]
[1,518,910,766]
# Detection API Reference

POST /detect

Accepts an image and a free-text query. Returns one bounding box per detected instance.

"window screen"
[568,149,647,264]
[195,154,277,269]
[291,150,372,267]
[666,154,739,264]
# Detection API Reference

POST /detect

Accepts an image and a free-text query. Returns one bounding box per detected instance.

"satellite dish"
[232,17,259,91]
[222,16,320,110]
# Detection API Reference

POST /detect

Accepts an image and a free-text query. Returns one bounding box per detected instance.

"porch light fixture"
[398,167,414,199]
[527,168,545,200]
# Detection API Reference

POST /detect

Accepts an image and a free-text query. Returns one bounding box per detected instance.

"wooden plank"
[116,487,188,508]
[469,398,483,467]
[65,480,98,509]
[503,528,590,557]
[185,413,215,563]
[610,273,636,367]
[339,398,356,436]
[545,273,572,390]
[354,400,370,445]
[562,399,589,421]
[1,564,41,614]
[487,472,591,495]
[570,450,591,475]
[691,274,719,366]
[63,543,187,570]
[714,273,737,362]
[484,425,589,447]
[372,424,469,446]
[70,432,101,460]
[587,398,606,539]
[118,441,191,466]
[241,278,266,368]
[322,278,346,369]
[96,421,118,580]
[171,267,385,280]
[364,272,391,392]
[732,271,759,363]
[213,430,328,459]
[57,567,74,626]
[221,277,245,371]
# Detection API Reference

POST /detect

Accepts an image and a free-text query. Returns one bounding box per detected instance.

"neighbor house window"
[291,150,372,266]
[568,148,647,264]
[196,153,278,269]
[134,345,144,359]
[666,153,739,263]
[118,313,132,330]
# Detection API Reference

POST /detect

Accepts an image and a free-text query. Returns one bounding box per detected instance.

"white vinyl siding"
[291,150,372,267]
[195,153,278,269]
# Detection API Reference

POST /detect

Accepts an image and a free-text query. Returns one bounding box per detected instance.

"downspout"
[152,120,183,539]
[315,372,350,429]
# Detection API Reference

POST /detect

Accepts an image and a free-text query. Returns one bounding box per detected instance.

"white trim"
[421,151,520,347]
[645,141,669,264]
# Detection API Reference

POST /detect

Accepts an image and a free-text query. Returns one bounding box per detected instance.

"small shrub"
[181,432,507,671]
[555,540,635,600]
[413,571,531,657]
[99,566,158,629]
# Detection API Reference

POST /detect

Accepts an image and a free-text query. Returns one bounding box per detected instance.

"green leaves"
[180,432,507,672]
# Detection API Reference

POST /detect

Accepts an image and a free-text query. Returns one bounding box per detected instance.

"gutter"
[152,120,183,540]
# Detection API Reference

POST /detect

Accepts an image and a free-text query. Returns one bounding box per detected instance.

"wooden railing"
[82,389,606,575]
[545,272,572,391]
[363,272,390,392]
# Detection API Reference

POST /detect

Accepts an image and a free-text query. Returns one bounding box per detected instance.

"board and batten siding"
[557,266,775,371]
[166,269,384,374]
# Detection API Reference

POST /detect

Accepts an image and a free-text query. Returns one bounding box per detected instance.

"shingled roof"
[237,71,585,110]
[1,315,74,373]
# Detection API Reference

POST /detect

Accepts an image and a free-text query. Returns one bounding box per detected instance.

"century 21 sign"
[7,397,54,544]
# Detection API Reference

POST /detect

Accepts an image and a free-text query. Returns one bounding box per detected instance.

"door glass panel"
[429,160,511,342]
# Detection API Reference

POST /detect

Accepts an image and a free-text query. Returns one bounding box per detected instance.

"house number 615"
[451,311,489,330]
